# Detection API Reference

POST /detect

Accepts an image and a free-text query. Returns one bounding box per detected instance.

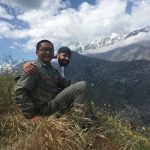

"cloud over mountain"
[0,0,150,53]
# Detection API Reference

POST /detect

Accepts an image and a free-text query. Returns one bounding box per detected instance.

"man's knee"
[79,81,88,88]
[75,81,88,92]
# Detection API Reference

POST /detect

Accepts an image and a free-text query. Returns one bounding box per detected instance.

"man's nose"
[45,51,50,54]
[65,56,69,60]
[45,50,53,54]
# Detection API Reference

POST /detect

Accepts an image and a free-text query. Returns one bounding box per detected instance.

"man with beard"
[51,46,71,77]
[23,46,71,77]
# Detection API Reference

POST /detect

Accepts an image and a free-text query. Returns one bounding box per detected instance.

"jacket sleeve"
[14,71,39,119]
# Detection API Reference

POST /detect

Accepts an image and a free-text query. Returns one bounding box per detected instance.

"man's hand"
[23,61,38,75]
[31,116,42,122]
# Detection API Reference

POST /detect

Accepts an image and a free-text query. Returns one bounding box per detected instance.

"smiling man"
[23,46,72,77]
[14,39,89,120]
[51,46,72,77]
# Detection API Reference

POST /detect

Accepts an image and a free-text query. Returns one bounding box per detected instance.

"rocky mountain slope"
[66,52,150,126]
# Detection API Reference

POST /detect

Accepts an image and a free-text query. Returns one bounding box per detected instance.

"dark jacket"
[14,58,71,118]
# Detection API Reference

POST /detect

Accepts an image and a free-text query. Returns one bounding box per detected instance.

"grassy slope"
[0,74,150,150]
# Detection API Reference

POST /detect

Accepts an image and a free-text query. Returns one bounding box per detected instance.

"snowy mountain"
[125,26,150,39]
[84,33,126,50]
[83,26,150,61]
[85,41,150,61]
[74,26,150,54]
[74,33,126,53]
[0,64,14,73]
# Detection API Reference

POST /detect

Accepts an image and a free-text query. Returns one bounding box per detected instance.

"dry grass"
[1,111,87,150]
[1,73,150,150]
[1,107,150,150]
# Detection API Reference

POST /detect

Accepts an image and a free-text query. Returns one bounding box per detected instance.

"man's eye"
[39,48,54,51]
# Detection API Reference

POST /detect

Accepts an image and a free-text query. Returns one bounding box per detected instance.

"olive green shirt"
[14,58,71,118]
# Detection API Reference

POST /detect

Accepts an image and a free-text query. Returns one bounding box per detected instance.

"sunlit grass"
[0,73,150,150]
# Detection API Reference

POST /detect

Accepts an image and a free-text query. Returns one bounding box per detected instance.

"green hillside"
[0,73,150,150]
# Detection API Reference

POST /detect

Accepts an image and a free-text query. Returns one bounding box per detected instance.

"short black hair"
[36,40,54,51]
[58,46,72,56]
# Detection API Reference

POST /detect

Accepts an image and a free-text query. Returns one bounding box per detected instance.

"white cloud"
[124,0,150,31]
[0,22,14,39]
[0,0,150,52]
[0,5,14,20]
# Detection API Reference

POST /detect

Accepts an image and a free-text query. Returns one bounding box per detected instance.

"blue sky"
[0,0,150,63]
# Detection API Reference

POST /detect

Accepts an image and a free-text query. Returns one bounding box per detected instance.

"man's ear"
[36,50,38,55]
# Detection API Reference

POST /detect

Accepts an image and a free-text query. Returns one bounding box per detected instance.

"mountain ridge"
[73,26,150,53]
[66,52,150,126]
[85,40,150,61]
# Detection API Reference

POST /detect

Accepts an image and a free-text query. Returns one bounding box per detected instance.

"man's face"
[36,42,54,64]
[57,53,71,67]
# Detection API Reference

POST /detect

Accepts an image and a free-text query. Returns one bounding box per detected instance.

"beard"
[58,59,70,67]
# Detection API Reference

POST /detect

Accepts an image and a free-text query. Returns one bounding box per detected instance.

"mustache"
[58,59,70,66]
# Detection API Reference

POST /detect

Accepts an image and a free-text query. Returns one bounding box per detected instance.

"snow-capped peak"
[79,33,126,52]
[72,26,150,54]
[125,26,150,39]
